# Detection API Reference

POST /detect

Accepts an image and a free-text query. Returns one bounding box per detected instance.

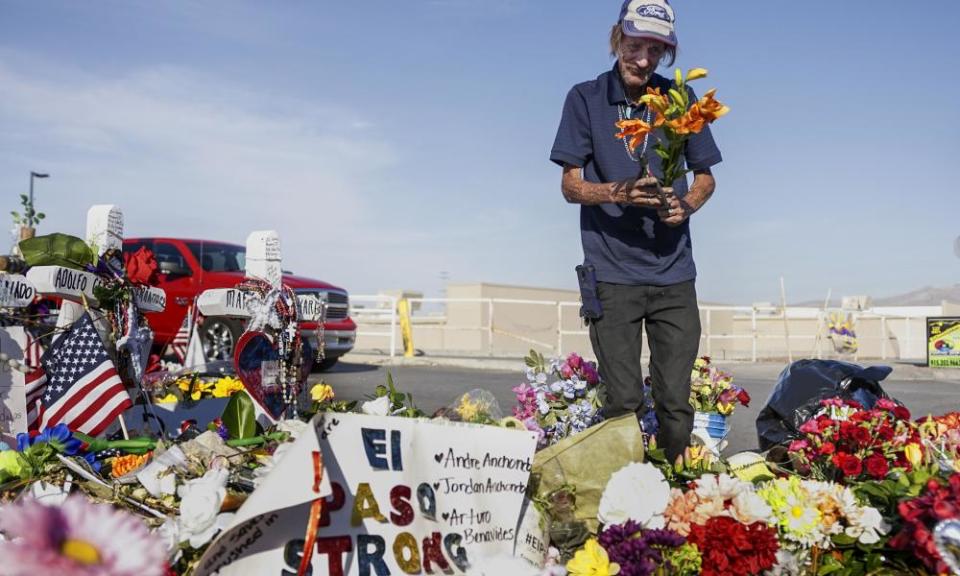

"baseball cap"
[619,0,677,46]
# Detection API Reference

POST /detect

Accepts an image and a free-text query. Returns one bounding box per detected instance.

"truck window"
[154,242,189,268]
[185,242,246,273]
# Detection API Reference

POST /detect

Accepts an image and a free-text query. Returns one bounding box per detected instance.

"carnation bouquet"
[789,397,923,484]
[514,350,603,448]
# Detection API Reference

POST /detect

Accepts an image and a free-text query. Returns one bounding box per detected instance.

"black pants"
[589,280,701,462]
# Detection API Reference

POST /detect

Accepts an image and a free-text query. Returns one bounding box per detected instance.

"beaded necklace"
[617,101,652,163]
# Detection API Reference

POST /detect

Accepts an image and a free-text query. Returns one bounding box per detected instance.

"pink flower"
[875,398,897,411]
[798,419,820,434]
[566,353,583,370]
[788,439,809,452]
[559,364,575,379]
[0,495,167,576]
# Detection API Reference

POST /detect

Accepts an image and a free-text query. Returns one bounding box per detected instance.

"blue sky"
[1,1,958,304]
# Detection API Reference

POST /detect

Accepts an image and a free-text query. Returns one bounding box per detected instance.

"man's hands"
[615,177,688,227]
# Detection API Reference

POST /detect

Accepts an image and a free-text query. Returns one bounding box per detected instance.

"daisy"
[0,495,167,576]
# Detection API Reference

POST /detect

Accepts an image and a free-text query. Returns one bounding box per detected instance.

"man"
[550,0,722,461]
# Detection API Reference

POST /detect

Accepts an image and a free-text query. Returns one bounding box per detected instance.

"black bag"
[755,359,896,451]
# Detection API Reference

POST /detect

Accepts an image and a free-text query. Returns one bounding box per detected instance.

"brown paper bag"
[531,414,645,533]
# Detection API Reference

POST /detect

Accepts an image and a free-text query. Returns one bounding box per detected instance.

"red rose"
[852,426,872,447]
[832,452,863,477]
[864,454,890,479]
[124,246,159,285]
[839,421,857,441]
[819,441,836,456]
[893,405,911,421]
[736,389,751,407]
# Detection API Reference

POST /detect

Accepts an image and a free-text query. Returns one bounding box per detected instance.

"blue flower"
[23,424,83,456]
[83,452,102,473]
[16,432,32,452]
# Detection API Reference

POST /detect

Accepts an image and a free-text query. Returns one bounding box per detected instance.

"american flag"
[168,307,192,363]
[24,331,48,432]
[36,313,133,436]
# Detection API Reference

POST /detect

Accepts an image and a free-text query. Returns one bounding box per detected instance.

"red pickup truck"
[122,237,356,371]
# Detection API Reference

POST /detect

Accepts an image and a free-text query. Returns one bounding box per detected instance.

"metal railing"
[348,297,933,362]
[349,294,398,357]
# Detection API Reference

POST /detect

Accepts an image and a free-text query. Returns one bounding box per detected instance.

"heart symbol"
[935,520,960,575]
[432,482,440,491]
[234,331,285,421]
[441,513,450,522]
[434,453,444,464]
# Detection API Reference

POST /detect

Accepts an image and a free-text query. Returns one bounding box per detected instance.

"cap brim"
[622,20,677,46]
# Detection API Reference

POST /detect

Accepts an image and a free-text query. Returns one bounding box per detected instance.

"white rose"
[178,468,230,548]
[155,518,182,562]
[598,462,670,528]
[361,396,391,416]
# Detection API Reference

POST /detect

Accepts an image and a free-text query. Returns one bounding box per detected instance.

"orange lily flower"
[695,89,730,123]
[668,107,706,135]
[615,118,654,152]
[640,87,671,115]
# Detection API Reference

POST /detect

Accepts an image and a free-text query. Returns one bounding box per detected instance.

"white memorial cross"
[196,231,322,323]
[25,205,167,313]
[0,277,40,445]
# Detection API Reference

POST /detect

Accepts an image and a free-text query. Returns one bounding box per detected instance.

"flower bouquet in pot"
[688,357,749,455]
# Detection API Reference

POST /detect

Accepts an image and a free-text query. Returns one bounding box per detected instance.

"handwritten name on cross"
[26,205,166,312]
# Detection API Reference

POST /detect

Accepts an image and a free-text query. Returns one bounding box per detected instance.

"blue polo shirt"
[551,66,722,287]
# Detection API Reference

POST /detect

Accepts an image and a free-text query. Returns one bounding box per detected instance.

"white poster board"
[0,328,28,446]
[198,413,538,575]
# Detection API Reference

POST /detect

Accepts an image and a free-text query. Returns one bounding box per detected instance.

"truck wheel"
[313,357,339,372]
[201,318,244,362]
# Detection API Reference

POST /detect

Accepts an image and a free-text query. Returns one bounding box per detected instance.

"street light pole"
[29,171,49,208]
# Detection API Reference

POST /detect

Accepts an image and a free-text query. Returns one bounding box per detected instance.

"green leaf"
[19,194,28,203]
[36,213,45,220]
[222,391,257,439]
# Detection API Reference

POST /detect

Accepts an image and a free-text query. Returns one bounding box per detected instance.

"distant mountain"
[872,284,960,306]
[795,284,960,307]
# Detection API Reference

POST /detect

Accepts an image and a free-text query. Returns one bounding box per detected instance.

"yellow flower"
[567,539,620,576]
[717,402,734,416]
[176,378,192,392]
[686,68,708,81]
[640,87,671,115]
[0,450,26,479]
[311,383,335,403]
[904,443,923,467]
[157,393,179,404]
[212,376,245,398]
[456,395,483,421]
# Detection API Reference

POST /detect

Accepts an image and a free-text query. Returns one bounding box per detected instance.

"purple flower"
[582,362,600,385]
[599,521,686,576]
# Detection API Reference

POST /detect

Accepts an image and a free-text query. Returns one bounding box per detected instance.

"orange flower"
[615,118,653,152]
[695,88,730,123]
[668,106,706,135]
[640,87,671,115]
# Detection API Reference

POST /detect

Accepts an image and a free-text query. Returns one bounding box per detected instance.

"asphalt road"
[311,360,960,455]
